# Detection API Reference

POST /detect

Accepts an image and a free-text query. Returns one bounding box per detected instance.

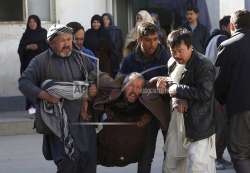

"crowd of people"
[17,6,250,173]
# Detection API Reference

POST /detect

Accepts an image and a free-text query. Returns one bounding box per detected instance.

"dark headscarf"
[102,13,114,27]
[25,15,41,32]
[85,14,106,51]
[18,15,48,73]
[85,14,113,75]
[102,13,124,76]
[91,15,103,30]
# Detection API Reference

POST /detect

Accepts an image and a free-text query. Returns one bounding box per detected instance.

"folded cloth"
[40,79,89,160]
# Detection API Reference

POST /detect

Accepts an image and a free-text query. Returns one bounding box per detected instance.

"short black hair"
[66,22,84,34]
[231,9,250,29]
[186,6,199,14]
[138,22,158,37]
[219,16,231,30]
[167,28,192,48]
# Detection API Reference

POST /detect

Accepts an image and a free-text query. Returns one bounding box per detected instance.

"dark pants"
[25,97,34,110]
[137,118,166,173]
[215,101,229,159]
[228,111,250,173]
[43,126,96,173]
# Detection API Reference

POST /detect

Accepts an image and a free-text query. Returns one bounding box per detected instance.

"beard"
[54,46,72,57]
[57,50,72,57]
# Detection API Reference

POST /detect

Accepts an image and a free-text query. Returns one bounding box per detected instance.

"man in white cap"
[19,24,97,173]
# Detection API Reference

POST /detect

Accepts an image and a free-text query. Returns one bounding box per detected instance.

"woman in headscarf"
[102,13,123,77]
[18,14,48,114]
[123,10,154,57]
[84,14,113,76]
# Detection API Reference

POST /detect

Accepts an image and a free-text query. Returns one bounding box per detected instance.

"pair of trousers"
[228,111,250,173]
[46,125,97,173]
[137,117,166,173]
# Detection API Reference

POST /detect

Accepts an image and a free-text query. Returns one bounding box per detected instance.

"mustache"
[62,45,70,49]
[129,92,139,97]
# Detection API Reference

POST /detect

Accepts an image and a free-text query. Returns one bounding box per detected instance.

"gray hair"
[122,72,145,89]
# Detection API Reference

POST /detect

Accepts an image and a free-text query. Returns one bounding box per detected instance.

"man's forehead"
[142,33,158,39]
[55,32,72,39]
[129,78,144,85]
[170,41,188,50]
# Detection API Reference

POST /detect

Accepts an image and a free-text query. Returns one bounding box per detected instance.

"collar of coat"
[134,44,163,63]
[168,50,203,74]
[232,28,250,37]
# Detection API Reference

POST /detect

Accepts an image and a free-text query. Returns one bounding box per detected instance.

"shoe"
[28,107,36,115]
[220,158,233,169]
[216,160,226,170]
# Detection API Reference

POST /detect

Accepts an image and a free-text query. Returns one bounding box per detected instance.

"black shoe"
[220,158,233,169]
[216,159,226,170]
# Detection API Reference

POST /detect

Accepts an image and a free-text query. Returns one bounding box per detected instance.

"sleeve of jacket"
[214,45,233,104]
[17,34,26,62]
[175,60,216,102]
[18,57,43,103]
[202,27,210,51]
[37,29,48,53]
[118,56,131,75]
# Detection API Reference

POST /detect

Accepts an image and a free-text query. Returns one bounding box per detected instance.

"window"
[27,0,53,21]
[0,0,23,21]
[0,0,55,22]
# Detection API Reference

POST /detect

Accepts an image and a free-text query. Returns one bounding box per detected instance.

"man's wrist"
[38,90,50,100]
[168,84,178,97]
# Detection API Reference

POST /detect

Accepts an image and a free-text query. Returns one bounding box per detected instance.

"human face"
[92,20,101,30]
[50,33,73,57]
[136,14,143,23]
[124,78,144,103]
[230,22,236,35]
[139,32,159,56]
[170,41,193,64]
[74,29,84,49]
[186,10,198,24]
[28,18,38,30]
[103,15,111,28]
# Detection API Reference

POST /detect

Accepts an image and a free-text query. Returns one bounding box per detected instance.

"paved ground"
[0,134,236,173]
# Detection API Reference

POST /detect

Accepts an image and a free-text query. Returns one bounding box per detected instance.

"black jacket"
[169,51,216,141]
[118,44,170,81]
[215,29,250,116]
[18,27,48,73]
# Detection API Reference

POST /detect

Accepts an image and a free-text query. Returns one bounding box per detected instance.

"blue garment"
[102,13,124,77]
[119,44,169,80]
[183,22,210,54]
[81,47,97,65]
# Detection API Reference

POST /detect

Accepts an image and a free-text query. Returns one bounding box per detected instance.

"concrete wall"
[206,0,220,31]
[55,0,112,30]
[220,0,245,17]
[0,24,23,96]
[246,0,250,10]
[0,0,112,97]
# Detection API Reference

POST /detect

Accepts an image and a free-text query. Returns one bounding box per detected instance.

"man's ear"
[48,40,54,48]
[137,36,142,44]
